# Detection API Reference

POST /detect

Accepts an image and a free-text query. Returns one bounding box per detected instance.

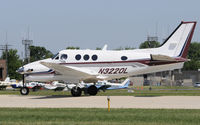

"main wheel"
[71,87,82,97]
[87,85,98,96]
[20,87,29,95]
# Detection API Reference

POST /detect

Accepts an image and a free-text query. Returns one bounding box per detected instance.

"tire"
[71,87,82,97]
[87,85,98,96]
[20,87,29,95]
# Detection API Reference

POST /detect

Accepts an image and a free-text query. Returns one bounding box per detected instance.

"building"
[130,70,200,87]
[0,60,7,81]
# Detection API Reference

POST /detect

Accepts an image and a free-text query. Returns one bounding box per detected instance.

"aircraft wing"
[40,62,97,78]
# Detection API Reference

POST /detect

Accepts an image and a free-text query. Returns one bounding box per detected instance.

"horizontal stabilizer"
[151,54,177,61]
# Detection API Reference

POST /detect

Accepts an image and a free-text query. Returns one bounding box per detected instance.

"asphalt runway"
[0,95,200,109]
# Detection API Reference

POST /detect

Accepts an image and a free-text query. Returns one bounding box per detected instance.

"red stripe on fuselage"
[59,57,185,66]
[60,59,151,65]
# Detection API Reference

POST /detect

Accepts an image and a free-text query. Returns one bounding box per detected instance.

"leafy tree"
[2,49,22,80]
[124,46,135,50]
[186,42,200,60]
[30,46,53,62]
[183,42,200,70]
[96,47,101,50]
[115,46,135,50]
[183,60,200,70]
[66,46,80,50]
[115,47,124,50]
[139,41,160,49]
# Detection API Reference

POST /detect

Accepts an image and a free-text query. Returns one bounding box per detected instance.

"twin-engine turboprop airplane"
[17,21,197,96]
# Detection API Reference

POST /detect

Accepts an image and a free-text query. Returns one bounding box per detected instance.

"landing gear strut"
[20,74,29,95]
[71,86,82,97]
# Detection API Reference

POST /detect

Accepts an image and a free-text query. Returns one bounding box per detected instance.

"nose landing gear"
[20,74,30,95]
[20,87,29,95]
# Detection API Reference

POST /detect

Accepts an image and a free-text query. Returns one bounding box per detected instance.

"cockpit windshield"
[51,53,59,59]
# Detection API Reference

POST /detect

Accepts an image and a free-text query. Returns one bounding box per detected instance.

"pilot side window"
[52,53,59,60]
[83,54,89,61]
[61,54,68,60]
[55,56,59,60]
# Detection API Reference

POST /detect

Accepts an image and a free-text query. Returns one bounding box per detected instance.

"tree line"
[1,41,200,80]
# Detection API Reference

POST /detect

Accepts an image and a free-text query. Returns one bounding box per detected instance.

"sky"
[0,0,200,57]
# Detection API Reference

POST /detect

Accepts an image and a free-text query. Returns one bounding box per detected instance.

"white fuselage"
[17,22,196,83]
[20,49,183,83]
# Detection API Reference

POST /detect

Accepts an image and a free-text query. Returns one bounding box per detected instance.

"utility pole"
[22,39,33,64]
[22,27,33,64]
[0,43,11,77]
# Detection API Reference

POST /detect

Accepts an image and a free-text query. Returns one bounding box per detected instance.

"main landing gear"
[71,86,82,97]
[70,84,98,97]
[87,85,98,96]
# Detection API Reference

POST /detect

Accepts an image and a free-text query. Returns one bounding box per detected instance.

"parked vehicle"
[194,82,200,87]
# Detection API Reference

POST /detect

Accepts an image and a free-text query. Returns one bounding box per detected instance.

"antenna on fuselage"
[102,44,108,50]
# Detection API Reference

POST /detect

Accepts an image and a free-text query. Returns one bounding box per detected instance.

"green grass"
[0,108,200,125]
[1,86,200,96]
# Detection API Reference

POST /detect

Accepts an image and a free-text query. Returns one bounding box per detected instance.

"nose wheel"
[20,87,29,95]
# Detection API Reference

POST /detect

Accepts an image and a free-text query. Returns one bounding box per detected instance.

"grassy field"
[1,86,200,96]
[0,108,200,125]
[1,88,200,125]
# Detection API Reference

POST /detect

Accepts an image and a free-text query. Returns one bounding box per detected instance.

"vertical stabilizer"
[121,78,130,87]
[157,21,196,58]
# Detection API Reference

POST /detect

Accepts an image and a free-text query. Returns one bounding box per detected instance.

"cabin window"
[83,54,89,60]
[92,54,98,61]
[61,54,68,60]
[121,56,128,61]
[75,54,81,60]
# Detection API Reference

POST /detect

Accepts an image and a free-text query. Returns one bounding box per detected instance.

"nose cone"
[17,58,51,75]
[17,67,24,74]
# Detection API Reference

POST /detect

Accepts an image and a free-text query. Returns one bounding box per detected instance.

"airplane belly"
[25,74,81,83]
[25,74,56,82]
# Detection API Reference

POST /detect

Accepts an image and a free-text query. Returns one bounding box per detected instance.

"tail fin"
[4,77,10,82]
[157,21,196,58]
[121,78,130,87]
